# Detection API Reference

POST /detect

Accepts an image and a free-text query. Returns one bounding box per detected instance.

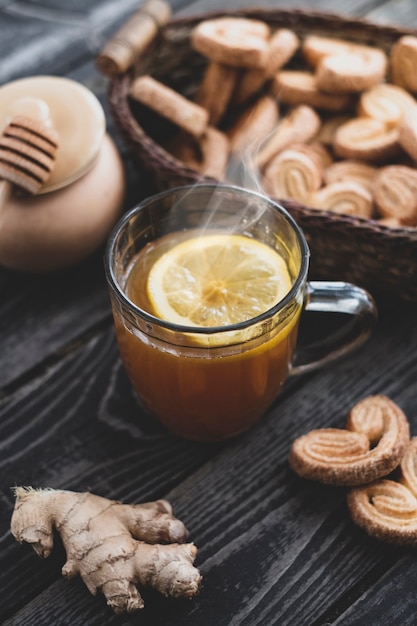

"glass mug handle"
[291,281,377,376]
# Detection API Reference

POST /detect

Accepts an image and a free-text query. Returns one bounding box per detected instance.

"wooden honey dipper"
[0,114,59,210]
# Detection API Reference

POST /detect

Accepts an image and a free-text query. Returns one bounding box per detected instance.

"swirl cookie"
[324,160,377,190]
[334,117,400,162]
[311,180,374,218]
[390,35,417,93]
[191,17,270,69]
[348,438,417,545]
[302,35,377,68]
[358,83,416,128]
[372,165,417,226]
[255,104,321,170]
[316,48,387,93]
[273,70,352,112]
[289,396,410,486]
[302,35,387,93]
[130,75,209,138]
[262,148,323,203]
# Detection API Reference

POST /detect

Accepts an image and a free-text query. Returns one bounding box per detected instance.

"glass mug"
[105,184,376,442]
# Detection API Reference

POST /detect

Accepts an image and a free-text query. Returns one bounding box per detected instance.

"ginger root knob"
[11,487,201,613]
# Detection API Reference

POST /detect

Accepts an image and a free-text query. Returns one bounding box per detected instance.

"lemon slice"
[147,233,292,328]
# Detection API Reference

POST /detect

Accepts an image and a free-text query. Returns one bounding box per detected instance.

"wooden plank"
[2,0,417,624]
[332,555,417,624]
[1,0,414,387]
[0,327,224,621]
[2,301,417,623]
[0,256,110,388]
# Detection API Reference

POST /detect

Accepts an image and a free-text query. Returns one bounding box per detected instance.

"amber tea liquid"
[112,230,302,441]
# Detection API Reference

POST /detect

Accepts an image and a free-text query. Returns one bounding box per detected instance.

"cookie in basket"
[106,8,417,302]
[130,75,209,138]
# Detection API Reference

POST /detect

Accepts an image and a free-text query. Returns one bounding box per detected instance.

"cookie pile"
[289,395,417,546]
[129,17,417,228]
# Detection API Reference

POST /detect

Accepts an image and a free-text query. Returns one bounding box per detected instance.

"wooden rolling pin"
[96,0,171,77]
[0,115,59,210]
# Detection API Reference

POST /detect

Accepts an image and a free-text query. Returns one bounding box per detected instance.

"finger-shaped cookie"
[334,117,400,162]
[348,438,417,545]
[390,35,417,93]
[233,28,299,105]
[199,126,230,179]
[348,479,417,545]
[130,75,209,138]
[372,165,417,226]
[289,396,410,486]
[398,108,417,162]
[317,49,387,93]
[358,83,416,128]
[196,62,239,126]
[165,127,230,180]
[311,180,374,218]
[191,17,270,69]
[255,104,321,170]
[273,70,352,112]
[164,130,202,171]
[227,95,279,155]
[264,28,299,75]
[324,159,377,190]
[262,148,323,203]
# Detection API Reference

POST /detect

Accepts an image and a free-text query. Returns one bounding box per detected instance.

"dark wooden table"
[1,1,417,624]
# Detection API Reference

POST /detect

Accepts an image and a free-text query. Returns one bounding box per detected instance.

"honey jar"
[0,76,126,272]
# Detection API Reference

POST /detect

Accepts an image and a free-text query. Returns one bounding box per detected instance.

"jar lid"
[0,76,106,192]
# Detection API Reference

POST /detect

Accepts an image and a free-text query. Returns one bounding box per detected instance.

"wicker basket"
[108,8,417,302]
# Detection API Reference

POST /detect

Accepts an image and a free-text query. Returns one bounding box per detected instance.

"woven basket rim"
[164,6,417,39]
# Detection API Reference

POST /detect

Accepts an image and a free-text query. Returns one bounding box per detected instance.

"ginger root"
[10,487,201,613]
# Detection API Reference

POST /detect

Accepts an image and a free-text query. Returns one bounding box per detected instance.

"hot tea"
[112,229,301,440]
[105,184,376,441]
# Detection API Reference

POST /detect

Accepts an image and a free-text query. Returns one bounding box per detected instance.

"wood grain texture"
[2,0,417,624]
[2,303,416,624]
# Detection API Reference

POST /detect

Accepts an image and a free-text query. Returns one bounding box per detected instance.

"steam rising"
[169,103,280,237]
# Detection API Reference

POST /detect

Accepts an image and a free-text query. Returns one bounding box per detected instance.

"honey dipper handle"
[96,0,171,77]
[290,281,377,375]
[0,180,12,218]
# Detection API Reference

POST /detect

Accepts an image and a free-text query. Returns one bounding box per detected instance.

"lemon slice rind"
[147,233,292,332]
